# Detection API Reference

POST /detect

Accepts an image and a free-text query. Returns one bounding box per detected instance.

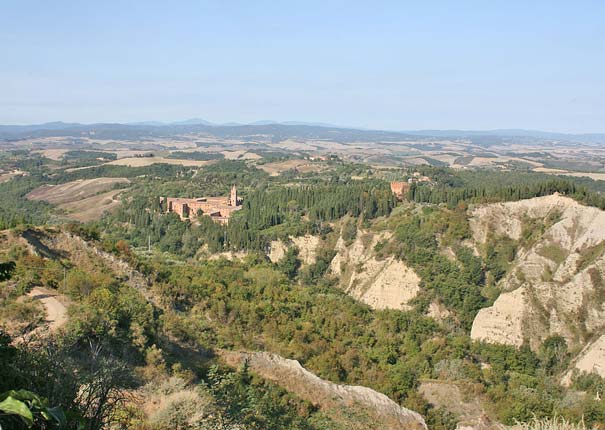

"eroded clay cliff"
[329,231,421,310]
[220,350,427,430]
[470,195,605,358]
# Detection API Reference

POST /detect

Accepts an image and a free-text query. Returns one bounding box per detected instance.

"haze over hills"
[1,120,605,145]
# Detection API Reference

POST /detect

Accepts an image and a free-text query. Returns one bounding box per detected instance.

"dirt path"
[27,287,68,331]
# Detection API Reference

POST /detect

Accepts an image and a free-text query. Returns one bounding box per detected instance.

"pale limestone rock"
[207,251,248,261]
[427,301,452,321]
[353,258,420,310]
[419,381,505,430]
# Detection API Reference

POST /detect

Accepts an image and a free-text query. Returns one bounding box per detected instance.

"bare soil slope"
[419,381,503,430]
[329,230,421,310]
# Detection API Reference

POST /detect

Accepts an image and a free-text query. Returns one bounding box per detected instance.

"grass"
[538,244,568,265]
[516,417,589,430]
[576,241,605,273]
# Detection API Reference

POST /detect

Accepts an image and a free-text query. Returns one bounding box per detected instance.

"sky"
[1,1,604,132]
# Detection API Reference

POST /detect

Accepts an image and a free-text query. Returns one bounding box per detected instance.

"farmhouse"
[162,185,242,224]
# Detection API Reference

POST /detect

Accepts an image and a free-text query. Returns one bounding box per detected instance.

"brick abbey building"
[390,181,410,200]
[390,173,431,200]
[162,185,242,224]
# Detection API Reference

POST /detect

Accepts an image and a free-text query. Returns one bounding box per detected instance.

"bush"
[516,416,588,430]
[150,389,213,430]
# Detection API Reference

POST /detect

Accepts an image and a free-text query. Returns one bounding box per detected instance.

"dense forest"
[408,167,605,209]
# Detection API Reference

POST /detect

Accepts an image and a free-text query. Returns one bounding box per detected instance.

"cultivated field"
[258,159,326,176]
[221,150,261,160]
[33,149,70,160]
[106,156,213,167]
[26,177,130,221]
[0,169,27,183]
[533,167,605,181]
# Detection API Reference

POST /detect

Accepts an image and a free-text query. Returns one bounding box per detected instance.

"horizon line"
[0,119,604,136]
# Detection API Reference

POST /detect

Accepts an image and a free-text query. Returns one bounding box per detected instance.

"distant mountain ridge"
[0,120,604,145]
[401,128,605,141]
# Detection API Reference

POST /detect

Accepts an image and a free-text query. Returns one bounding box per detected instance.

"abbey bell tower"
[229,185,239,206]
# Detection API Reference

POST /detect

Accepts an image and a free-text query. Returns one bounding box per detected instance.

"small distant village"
[162,185,242,224]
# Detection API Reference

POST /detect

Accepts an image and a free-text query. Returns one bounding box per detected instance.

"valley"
[1,125,605,430]
[3,1,604,428]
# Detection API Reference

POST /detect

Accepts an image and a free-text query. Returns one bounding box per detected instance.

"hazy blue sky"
[1,1,604,132]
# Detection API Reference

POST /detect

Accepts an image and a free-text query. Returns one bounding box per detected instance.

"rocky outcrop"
[221,350,427,430]
[267,235,319,265]
[291,235,320,265]
[268,240,287,263]
[207,250,248,261]
[330,231,420,310]
[470,195,605,349]
[427,301,453,322]
[469,194,571,244]
[471,288,526,347]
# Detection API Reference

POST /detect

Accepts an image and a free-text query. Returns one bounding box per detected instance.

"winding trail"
[27,287,68,331]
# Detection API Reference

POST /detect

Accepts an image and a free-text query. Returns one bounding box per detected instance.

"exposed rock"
[291,235,320,265]
[268,240,287,263]
[471,288,526,347]
[330,231,420,310]
[197,244,249,262]
[562,334,605,385]
[441,246,458,261]
[470,194,571,244]
[221,350,427,430]
[470,195,605,350]
[461,239,481,257]
[427,301,452,322]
